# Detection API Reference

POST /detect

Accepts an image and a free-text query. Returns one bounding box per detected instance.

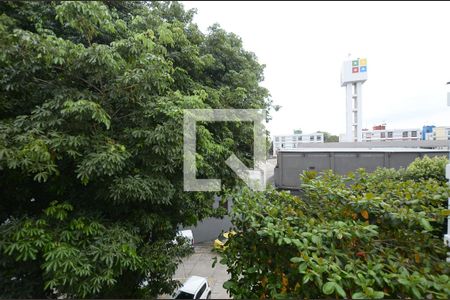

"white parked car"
[173,229,194,247]
[173,276,211,299]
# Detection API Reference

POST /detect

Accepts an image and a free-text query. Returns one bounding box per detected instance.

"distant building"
[361,125,421,142]
[339,124,449,143]
[422,125,436,140]
[372,124,386,131]
[273,132,324,154]
[425,126,450,141]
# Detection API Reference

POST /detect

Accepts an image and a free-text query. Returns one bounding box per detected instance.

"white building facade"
[273,133,324,154]
[362,128,422,142]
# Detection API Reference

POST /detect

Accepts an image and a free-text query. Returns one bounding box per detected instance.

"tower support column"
[356,82,363,142]
[345,82,363,142]
[345,83,353,142]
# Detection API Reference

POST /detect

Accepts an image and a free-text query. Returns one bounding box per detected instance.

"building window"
[310,136,314,141]
[275,137,279,142]
[380,132,386,138]
[387,132,393,138]
[298,136,302,141]
[317,135,322,141]
[402,131,408,138]
[281,143,284,148]
[411,131,417,137]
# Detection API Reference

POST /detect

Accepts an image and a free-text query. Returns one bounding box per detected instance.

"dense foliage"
[0,1,271,298]
[405,155,448,183]
[221,156,450,299]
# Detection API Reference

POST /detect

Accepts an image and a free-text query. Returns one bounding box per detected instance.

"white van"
[173,276,211,299]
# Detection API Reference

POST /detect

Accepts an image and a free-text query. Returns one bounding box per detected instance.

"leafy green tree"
[317,131,339,143]
[0,1,271,298]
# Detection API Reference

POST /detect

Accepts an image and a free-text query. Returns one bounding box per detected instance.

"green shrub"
[405,155,448,183]
[221,165,450,299]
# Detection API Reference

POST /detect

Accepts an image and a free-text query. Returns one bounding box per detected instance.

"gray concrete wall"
[275,150,449,189]
[184,216,233,244]
[182,197,234,243]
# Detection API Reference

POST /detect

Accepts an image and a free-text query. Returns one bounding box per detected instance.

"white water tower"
[341,56,368,142]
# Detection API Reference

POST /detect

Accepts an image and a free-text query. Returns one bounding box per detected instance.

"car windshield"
[175,291,194,299]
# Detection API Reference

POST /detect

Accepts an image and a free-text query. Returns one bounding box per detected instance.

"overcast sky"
[182,1,450,137]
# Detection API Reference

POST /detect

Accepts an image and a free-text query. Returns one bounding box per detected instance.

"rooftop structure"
[273,132,324,155]
[341,56,368,142]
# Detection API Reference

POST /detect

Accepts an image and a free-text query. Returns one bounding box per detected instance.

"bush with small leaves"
[405,155,448,183]
[221,157,450,299]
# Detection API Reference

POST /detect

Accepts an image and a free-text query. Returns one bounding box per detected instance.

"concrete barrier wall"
[182,197,234,243]
[183,216,233,244]
[275,149,449,189]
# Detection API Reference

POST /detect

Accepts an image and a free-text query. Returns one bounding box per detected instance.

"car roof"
[178,230,193,237]
[179,276,207,294]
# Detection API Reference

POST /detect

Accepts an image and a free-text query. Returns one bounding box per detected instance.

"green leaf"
[311,235,321,244]
[411,287,421,299]
[419,218,432,231]
[290,257,303,263]
[335,283,347,298]
[298,262,308,273]
[373,291,385,299]
[352,292,366,299]
[223,281,234,290]
[323,281,336,295]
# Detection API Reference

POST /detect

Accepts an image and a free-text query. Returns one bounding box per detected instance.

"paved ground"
[160,242,231,299]
[159,159,277,299]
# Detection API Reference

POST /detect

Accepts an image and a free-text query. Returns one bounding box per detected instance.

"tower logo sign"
[352,58,367,73]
